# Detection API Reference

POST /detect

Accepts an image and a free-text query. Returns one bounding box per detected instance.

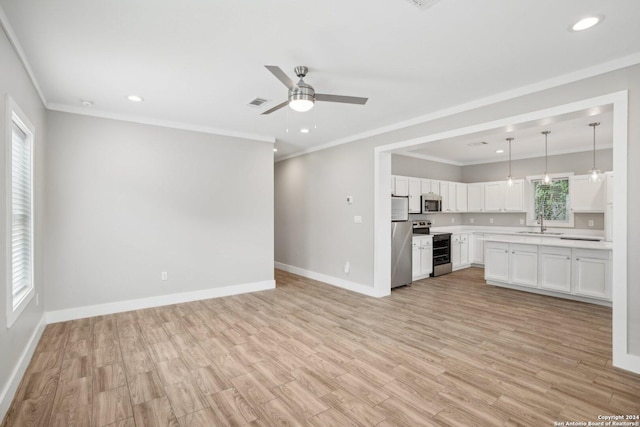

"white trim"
[47,103,275,144]
[0,313,46,422]
[394,151,464,166]
[0,7,48,107]
[374,90,636,374]
[275,262,387,298]
[610,91,631,372]
[277,53,640,162]
[46,280,275,324]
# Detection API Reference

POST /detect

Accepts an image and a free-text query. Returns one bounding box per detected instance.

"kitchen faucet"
[537,213,547,233]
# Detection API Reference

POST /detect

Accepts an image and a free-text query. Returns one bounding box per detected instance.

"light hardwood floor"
[3,267,640,426]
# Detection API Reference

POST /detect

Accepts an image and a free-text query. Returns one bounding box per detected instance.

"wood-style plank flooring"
[3,267,640,426]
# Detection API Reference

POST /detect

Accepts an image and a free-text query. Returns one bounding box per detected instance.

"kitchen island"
[482,233,611,306]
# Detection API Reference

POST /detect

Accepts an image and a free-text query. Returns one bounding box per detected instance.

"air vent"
[404,0,442,10]
[467,141,489,147]
[248,97,269,107]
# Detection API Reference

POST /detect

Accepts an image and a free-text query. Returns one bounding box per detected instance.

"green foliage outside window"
[534,179,570,221]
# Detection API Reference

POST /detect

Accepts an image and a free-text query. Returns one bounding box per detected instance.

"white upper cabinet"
[504,179,525,211]
[440,181,454,212]
[408,178,422,213]
[467,183,485,212]
[570,174,605,212]
[483,180,524,212]
[421,179,439,195]
[484,181,505,212]
[393,175,409,196]
[456,183,468,212]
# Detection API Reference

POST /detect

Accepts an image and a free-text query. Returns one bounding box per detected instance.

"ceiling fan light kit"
[262,65,368,115]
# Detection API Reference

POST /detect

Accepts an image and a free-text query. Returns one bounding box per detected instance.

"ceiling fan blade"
[316,93,368,105]
[261,100,289,115]
[265,65,297,90]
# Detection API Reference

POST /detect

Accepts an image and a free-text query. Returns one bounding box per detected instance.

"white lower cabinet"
[573,249,611,300]
[471,233,484,265]
[485,240,611,304]
[509,244,537,288]
[412,236,433,280]
[452,233,470,270]
[539,246,572,293]
[484,242,510,282]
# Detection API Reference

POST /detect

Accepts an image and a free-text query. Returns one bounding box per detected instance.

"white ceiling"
[403,107,614,165]
[1,0,639,160]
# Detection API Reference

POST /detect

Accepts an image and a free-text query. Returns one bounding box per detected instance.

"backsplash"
[410,212,604,230]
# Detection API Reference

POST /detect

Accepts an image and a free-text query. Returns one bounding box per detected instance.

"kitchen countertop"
[481,233,612,250]
[427,225,611,250]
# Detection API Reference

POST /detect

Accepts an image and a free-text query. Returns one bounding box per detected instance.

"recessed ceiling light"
[571,16,601,32]
[80,100,93,107]
[127,95,144,102]
[496,149,504,154]
[300,128,310,134]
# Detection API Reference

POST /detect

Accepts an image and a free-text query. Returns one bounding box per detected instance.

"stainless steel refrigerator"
[391,196,412,288]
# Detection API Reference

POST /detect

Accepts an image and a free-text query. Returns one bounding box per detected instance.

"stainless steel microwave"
[422,193,442,212]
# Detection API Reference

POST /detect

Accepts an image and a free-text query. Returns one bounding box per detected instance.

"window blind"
[11,120,33,300]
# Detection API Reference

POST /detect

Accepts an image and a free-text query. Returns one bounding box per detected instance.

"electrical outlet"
[489,217,494,224]
[354,215,362,223]
[588,220,594,227]
[451,217,455,223]
[344,261,350,274]
[161,272,168,281]
[469,218,474,224]
[519,218,525,225]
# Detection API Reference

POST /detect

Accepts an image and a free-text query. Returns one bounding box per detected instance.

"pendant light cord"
[590,122,600,170]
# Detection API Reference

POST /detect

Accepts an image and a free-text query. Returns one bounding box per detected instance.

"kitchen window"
[6,97,35,328]
[526,174,574,228]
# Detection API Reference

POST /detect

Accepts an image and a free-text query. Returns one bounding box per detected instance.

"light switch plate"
[354,215,362,223]
[346,196,353,204]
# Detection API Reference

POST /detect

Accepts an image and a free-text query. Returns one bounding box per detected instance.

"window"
[526,174,574,227]
[6,97,35,327]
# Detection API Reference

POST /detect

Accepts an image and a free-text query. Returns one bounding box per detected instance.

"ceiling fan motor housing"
[289,81,315,103]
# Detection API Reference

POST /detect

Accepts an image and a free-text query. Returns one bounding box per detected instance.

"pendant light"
[542,131,551,184]
[506,137,515,186]
[588,122,602,183]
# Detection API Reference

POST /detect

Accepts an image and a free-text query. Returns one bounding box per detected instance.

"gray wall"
[392,154,462,181]
[462,149,613,182]
[45,112,274,311]
[275,138,377,285]
[274,63,640,355]
[0,26,47,410]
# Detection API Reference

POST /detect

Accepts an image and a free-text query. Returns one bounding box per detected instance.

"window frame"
[525,173,575,228]
[5,95,35,328]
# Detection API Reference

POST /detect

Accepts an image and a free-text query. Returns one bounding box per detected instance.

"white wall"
[274,63,640,356]
[44,111,274,313]
[0,25,47,419]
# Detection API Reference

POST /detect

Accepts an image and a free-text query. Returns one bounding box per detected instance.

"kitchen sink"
[517,231,564,235]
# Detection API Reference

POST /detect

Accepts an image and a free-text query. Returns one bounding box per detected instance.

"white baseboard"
[275,262,385,298]
[46,280,275,324]
[0,313,47,422]
[614,352,640,375]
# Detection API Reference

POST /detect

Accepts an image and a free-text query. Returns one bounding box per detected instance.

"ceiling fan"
[261,65,368,115]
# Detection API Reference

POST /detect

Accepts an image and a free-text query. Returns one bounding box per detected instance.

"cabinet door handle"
[576,258,580,261]
[567,257,570,260]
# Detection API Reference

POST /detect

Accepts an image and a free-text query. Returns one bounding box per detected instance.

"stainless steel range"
[412,220,452,277]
